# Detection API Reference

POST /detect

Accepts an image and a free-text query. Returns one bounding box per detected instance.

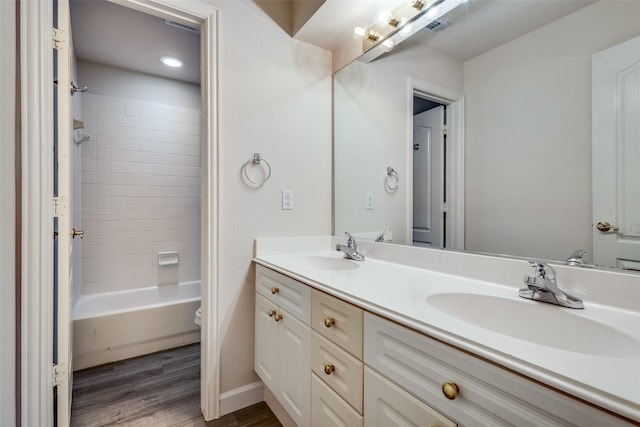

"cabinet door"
[312,373,363,427]
[255,293,279,391]
[364,367,456,427]
[279,308,311,427]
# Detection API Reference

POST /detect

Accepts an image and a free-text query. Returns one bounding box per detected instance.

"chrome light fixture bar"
[356,0,465,64]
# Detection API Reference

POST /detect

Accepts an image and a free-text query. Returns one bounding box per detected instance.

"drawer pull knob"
[274,313,283,322]
[268,309,276,317]
[324,317,335,328]
[324,364,335,375]
[442,382,459,400]
[271,287,279,294]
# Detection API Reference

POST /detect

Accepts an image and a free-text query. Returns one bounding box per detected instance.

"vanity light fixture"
[410,0,427,11]
[160,55,184,68]
[376,10,401,27]
[353,26,381,42]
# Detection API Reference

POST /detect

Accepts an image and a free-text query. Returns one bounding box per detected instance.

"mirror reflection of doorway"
[412,96,446,248]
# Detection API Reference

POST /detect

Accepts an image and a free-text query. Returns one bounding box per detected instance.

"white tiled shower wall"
[80,93,200,295]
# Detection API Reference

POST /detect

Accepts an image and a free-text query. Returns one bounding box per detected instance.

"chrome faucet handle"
[528,260,556,282]
[566,249,587,266]
[344,232,357,249]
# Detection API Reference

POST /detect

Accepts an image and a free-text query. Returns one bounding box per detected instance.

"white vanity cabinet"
[310,290,364,426]
[364,312,635,427]
[255,266,311,427]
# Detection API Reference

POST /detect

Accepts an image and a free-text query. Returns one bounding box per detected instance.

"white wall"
[79,60,201,110]
[0,1,16,424]
[212,0,333,394]
[335,44,463,244]
[77,62,201,295]
[463,1,640,261]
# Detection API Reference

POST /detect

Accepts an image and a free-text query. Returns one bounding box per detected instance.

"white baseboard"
[219,381,264,416]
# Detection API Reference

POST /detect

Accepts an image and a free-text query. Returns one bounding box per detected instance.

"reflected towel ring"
[243,153,272,185]
[385,167,399,191]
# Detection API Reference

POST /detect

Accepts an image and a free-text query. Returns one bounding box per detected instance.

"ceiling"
[70,0,201,84]
[69,0,596,83]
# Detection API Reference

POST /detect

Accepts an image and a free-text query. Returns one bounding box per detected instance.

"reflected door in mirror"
[593,33,640,270]
[413,106,445,247]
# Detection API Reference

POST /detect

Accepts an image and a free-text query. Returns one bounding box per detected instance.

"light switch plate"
[282,190,294,210]
[366,192,374,210]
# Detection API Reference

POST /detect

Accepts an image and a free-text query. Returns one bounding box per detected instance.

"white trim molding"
[21,0,220,423]
[407,76,465,250]
[20,0,55,425]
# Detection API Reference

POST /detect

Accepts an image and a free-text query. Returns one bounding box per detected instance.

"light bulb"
[160,56,183,68]
[353,26,367,37]
[426,5,440,18]
[399,22,414,37]
[376,11,392,26]
[376,10,400,27]
[381,39,395,52]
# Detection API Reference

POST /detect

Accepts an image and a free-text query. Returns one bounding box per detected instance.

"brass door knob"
[442,382,459,400]
[324,317,335,328]
[596,221,620,233]
[268,309,276,317]
[324,364,335,375]
[274,313,283,322]
[72,228,85,239]
[271,287,279,294]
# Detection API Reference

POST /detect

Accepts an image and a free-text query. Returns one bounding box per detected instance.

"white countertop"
[253,236,640,423]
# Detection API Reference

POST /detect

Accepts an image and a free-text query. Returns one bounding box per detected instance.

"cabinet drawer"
[312,373,363,427]
[256,265,310,325]
[312,290,363,359]
[364,366,456,427]
[364,312,634,427]
[312,331,363,413]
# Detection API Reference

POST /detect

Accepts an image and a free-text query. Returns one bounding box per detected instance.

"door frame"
[20,0,220,423]
[406,77,464,250]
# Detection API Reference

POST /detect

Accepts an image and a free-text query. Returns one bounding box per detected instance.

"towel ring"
[243,153,272,185]
[385,167,399,191]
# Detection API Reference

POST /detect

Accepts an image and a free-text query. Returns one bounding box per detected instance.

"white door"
[412,106,445,247]
[55,0,74,424]
[593,34,640,269]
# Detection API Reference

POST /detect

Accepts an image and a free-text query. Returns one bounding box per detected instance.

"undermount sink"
[426,293,640,357]
[296,255,360,271]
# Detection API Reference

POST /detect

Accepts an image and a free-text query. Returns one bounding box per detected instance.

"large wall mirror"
[334,0,640,271]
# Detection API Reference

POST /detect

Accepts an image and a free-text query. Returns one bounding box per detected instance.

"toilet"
[194,306,202,327]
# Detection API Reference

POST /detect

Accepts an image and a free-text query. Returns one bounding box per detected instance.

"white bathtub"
[72,281,201,371]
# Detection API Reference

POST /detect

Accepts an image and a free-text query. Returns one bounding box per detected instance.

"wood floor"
[70,344,281,427]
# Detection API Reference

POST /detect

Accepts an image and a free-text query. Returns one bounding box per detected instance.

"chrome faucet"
[566,249,588,266]
[374,229,391,243]
[519,260,584,309]
[336,232,365,261]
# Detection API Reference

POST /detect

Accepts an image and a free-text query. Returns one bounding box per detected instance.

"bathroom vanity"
[253,236,640,427]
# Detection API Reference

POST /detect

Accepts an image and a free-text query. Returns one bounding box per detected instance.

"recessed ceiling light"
[160,56,183,68]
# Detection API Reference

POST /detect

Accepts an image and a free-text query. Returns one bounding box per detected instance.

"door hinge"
[442,125,448,135]
[442,202,448,213]
[53,196,66,218]
[53,28,67,50]
[52,364,67,387]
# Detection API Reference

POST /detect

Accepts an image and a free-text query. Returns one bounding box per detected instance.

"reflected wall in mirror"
[334,0,640,270]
